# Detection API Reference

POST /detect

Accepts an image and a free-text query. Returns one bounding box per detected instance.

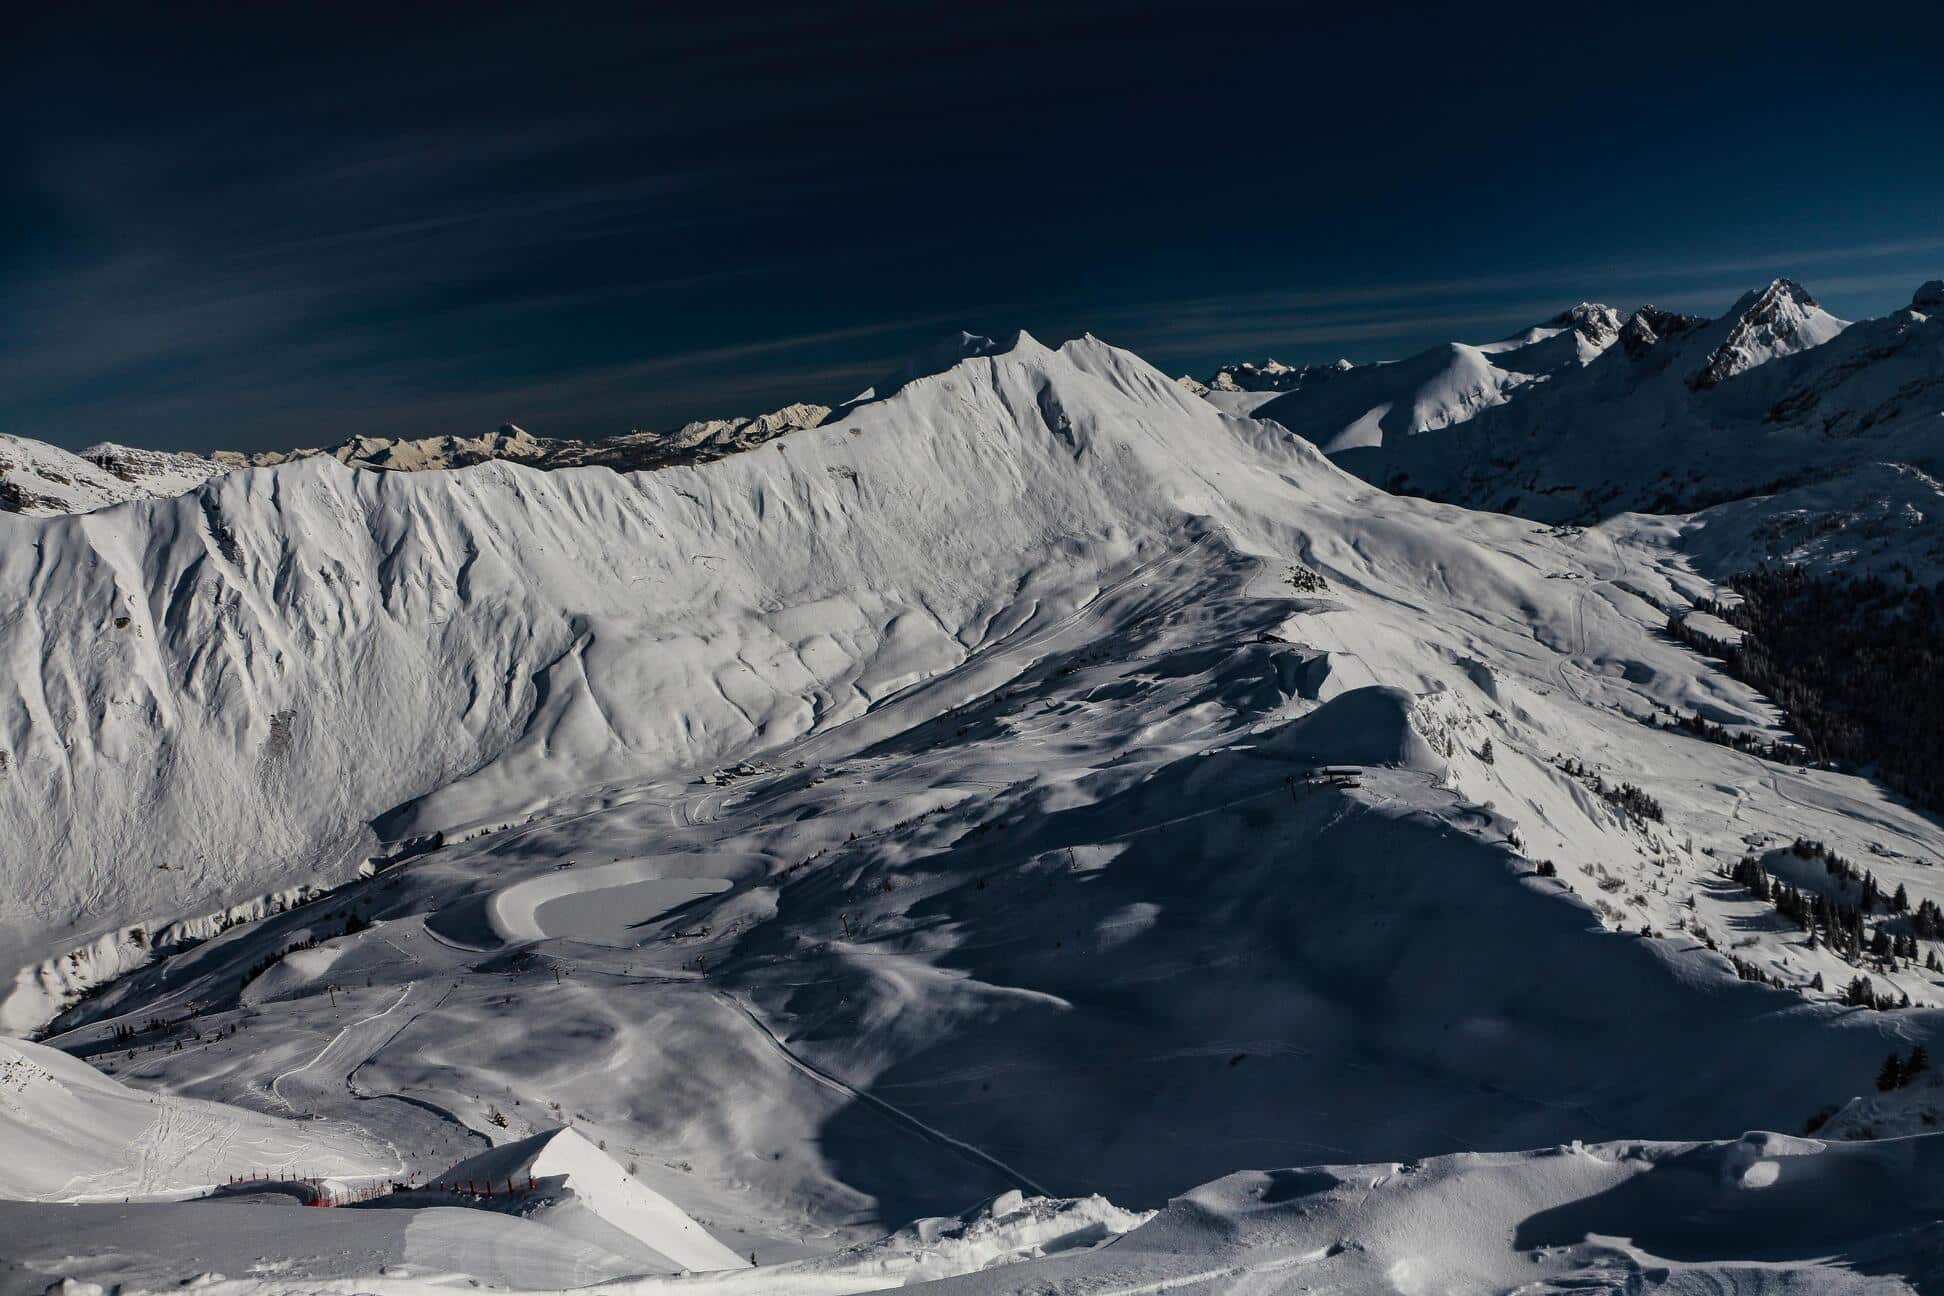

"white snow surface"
[4,326,1944,1291]
[1243,278,1928,522]
[431,1126,750,1272]
[0,1033,380,1201]
[0,436,226,517]
[16,1133,1942,1295]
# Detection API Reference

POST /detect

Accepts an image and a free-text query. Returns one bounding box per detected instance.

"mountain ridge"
[7,321,1944,1293]
[1245,277,1937,520]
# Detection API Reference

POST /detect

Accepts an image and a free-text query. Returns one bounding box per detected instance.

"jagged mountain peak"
[661,400,834,451]
[1478,303,1623,369]
[1689,277,1848,389]
[0,434,223,515]
[1547,302,1622,337]
[1554,302,1623,353]
[1618,304,1711,360]
[1179,277,1943,523]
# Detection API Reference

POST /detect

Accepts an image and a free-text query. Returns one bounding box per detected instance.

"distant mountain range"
[1189,278,1943,521]
[10,280,1938,534]
[0,403,832,517]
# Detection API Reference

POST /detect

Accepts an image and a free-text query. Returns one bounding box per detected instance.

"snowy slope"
[1688,277,1848,388]
[217,404,834,477]
[1244,278,1924,522]
[1619,459,1944,585]
[1251,304,1619,453]
[19,1132,1942,1294]
[0,331,1229,988]
[1,407,837,519]
[0,436,226,516]
[431,1127,750,1272]
[890,1132,1944,1296]
[7,327,1944,1291]
[0,1033,380,1201]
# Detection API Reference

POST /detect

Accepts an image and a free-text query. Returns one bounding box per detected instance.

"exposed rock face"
[1618,305,1710,361]
[0,437,225,516]
[1688,278,1847,389]
[1550,302,1622,352]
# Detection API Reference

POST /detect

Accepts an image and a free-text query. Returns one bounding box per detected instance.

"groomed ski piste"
[4,324,1944,1294]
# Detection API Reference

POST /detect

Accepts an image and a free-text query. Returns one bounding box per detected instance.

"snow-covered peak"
[845,329,1015,404]
[0,435,224,516]
[1479,302,1624,370]
[1551,301,1623,350]
[656,401,833,453]
[1206,357,1355,393]
[4,401,837,516]
[1188,278,1940,521]
[1481,303,1620,356]
[1689,277,1848,388]
[1249,337,1547,453]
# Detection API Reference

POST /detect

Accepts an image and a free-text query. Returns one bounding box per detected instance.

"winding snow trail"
[262,983,447,1180]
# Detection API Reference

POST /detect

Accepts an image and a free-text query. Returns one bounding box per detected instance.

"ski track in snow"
[269,983,418,1114]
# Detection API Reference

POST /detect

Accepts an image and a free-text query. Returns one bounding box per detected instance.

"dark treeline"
[1720,838,1944,1004]
[1667,566,1944,810]
[1651,709,1812,766]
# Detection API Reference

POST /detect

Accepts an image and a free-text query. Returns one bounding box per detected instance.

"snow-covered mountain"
[1222,304,1622,455]
[1687,277,1848,388]
[0,437,228,516]
[1207,356,1355,393]
[1240,278,1942,521]
[6,324,1944,1293]
[224,403,836,476]
[0,404,835,517]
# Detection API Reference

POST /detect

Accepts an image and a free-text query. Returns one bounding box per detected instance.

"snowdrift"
[432,1126,749,1273]
[31,1133,1941,1294]
[1246,684,1442,769]
[896,1131,1944,1296]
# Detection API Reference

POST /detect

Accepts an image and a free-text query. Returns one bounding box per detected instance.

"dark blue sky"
[7,1,1943,452]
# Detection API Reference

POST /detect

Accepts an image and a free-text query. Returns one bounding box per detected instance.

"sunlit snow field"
[4,328,1944,1294]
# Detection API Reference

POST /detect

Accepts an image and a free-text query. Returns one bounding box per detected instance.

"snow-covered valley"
[6,320,1944,1295]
